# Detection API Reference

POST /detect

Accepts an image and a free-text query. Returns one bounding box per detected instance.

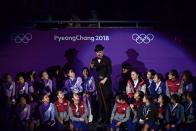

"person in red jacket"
[126,70,146,104]
[110,94,131,131]
[68,91,88,131]
[54,90,70,130]
[166,70,181,97]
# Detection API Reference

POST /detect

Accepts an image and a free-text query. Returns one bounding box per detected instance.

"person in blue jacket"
[165,94,185,131]
[183,92,196,130]
[150,73,166,100]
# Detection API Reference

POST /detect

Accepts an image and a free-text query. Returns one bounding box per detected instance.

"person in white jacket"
[126,70,146,104]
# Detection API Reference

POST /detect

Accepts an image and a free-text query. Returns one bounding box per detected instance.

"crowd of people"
[0,44,196,131]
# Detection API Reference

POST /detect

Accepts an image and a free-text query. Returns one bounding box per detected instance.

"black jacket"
[90,55,112,79]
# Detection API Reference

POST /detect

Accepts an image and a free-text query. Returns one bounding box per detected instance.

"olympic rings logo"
[132,33,154,44]
[11,33,32,44]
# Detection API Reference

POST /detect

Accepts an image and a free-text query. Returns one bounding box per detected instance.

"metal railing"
[30,20,159,28]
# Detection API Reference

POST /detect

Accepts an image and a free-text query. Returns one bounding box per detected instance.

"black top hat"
[94,44,104,52]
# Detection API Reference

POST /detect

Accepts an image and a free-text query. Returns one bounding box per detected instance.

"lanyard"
[185,102,192,112]
[143,106,150,117]
[155,82,161,91]
[171,103,178,112]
